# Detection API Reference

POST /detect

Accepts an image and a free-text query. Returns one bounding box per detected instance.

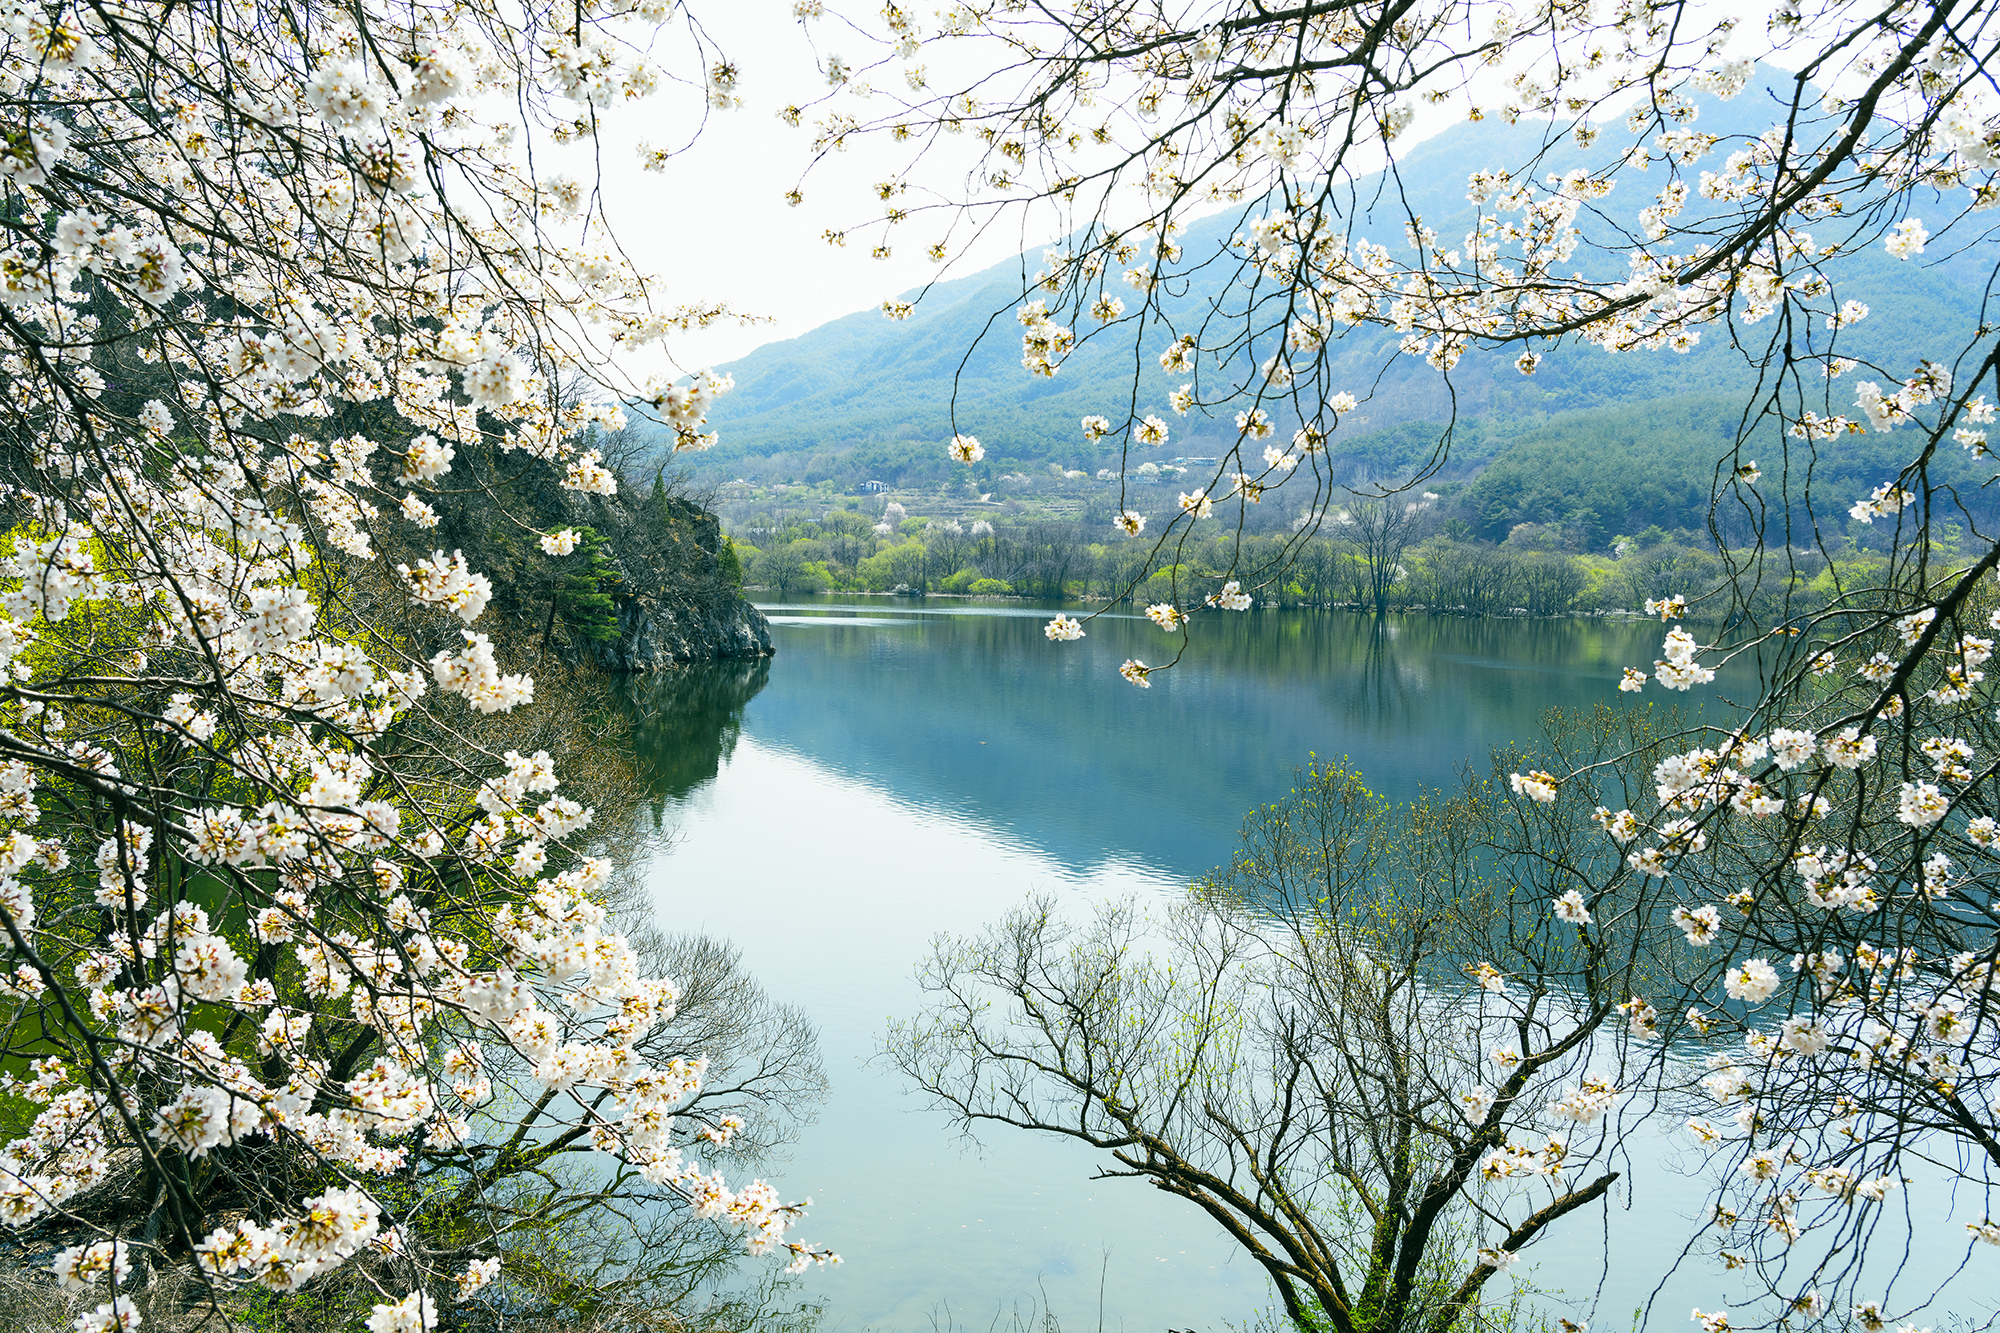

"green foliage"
[548,526,624,644]
[853,539,928,591]
[749,541,836,593]
[717,535,744,589]
[718,502,1858,624]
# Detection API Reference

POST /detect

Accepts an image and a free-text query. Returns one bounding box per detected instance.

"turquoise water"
[634,599,1958,1330]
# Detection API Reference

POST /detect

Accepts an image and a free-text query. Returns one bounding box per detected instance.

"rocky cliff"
[586,498,773,671]
[414,444,773,672]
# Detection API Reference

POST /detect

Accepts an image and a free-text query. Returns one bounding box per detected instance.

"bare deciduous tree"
[891,726,1680,1333]
[1342,498,1439,615]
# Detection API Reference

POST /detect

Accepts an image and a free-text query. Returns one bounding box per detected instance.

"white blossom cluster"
[1500,583,2000,1306]
[0,0,829,1322]
[805,0,2000,723]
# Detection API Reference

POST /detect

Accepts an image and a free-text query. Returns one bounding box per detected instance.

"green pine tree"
[541,526,624,648]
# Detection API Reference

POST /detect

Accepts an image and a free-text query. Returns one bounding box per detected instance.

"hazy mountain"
[684,69,1990,538]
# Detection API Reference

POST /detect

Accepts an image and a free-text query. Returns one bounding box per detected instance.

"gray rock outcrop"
[416,444,773,671]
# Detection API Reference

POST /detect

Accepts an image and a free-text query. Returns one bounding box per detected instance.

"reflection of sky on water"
[762,615,927,627]
[654,738,1266,1333]
[644,600,1981,1332]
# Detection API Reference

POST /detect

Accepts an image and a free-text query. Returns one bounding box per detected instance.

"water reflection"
[738,597,1748,882]
[636,600,1812,1331]
[619,657,771,819]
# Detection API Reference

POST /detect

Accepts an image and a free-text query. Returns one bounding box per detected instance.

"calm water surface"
[634,598,1953,1331]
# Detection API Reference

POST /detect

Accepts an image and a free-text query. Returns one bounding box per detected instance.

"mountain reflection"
[694,599,1748,882]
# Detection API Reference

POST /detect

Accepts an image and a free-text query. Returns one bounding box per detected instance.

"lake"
[634,597,1961,1331]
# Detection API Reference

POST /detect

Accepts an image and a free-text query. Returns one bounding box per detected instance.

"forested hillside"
[683,68,1993,546]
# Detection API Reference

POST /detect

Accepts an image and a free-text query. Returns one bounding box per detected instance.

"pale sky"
[584,4,988,372]
[585,0,1761,375]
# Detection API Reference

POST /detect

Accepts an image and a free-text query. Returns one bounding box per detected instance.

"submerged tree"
[1343,497,1438,616]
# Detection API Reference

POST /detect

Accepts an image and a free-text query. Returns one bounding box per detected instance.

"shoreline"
[743,588,1679,621]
